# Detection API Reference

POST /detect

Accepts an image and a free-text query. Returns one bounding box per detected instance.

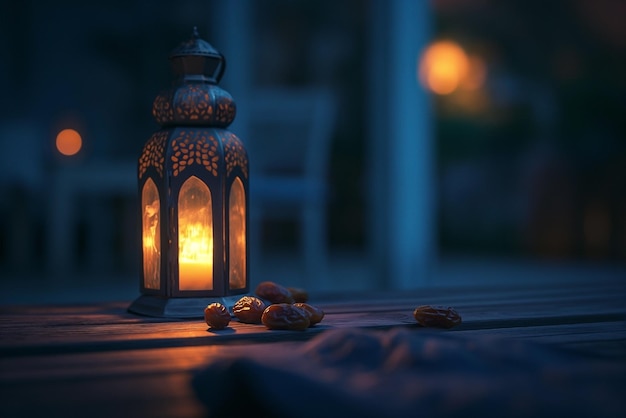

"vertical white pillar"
[368,0,434,289]
[208,0,258,277]
[209,0,253,137]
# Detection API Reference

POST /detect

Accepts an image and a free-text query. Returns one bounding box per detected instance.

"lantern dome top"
[153,28,235,127]
[169,27,220,58]
[168,27,225,84]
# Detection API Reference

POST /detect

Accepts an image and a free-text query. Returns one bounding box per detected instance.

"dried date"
[294,302,324,326]
[233,296,266,324]
[261,303,310,331]
[288,287,309,303]
[413,305,462,329]
[255,281,294,304]
[204,303,231,330]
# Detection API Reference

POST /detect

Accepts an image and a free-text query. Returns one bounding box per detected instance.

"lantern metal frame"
[128,28,249,318]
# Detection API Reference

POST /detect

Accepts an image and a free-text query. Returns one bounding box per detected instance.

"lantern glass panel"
[178,176,213,291]
[228,177,246,289]
[142,178,161,289]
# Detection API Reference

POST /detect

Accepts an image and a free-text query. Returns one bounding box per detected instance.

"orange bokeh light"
[56,128,82,156]
[419,40,482,95]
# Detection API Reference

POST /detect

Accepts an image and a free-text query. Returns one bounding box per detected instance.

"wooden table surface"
[1,278,625,418]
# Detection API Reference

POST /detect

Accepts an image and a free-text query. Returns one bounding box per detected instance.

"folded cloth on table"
[191,328,626,418]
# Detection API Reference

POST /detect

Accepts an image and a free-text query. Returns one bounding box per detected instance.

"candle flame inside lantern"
[178,176,213,290]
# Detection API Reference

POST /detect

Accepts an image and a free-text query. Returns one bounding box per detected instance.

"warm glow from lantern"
[178,176,213,290]
[142,179,161,290]
[228,177,246,290]
[56,128,82,156]
[419,40,470,95]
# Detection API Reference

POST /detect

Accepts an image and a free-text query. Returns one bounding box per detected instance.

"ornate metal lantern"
[129,28,249,317]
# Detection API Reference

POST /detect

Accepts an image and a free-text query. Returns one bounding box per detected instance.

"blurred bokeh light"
[419,40,470,95]
[55,128,82,156]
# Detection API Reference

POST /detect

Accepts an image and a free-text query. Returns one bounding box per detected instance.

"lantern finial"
[168,27,225,84]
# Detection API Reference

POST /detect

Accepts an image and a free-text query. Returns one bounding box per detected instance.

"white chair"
[238,87,337,286]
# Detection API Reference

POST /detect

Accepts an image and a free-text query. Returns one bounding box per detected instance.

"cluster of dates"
[204,281,324,331]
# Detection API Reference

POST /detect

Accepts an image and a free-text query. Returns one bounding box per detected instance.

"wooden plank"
[318,281,626,310]
[457,321,626,357]
[1,324,624,417]
[0,303,620,350]
[1,309,623,358]
[0,281,623,356]
[1,320,623,418]
[0,343,285,418]
[0,368,204,418]
[3,320,624,385]
[0,280,623,418]
[0,344,295,381]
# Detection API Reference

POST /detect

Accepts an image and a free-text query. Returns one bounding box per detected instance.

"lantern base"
[128,294,246,318]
